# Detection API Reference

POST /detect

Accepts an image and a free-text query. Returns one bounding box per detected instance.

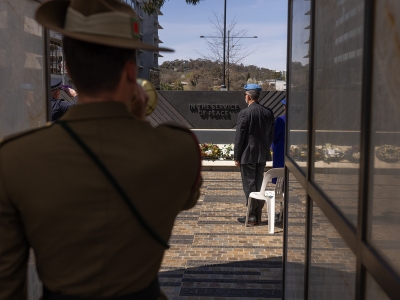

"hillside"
[159,59,284,91]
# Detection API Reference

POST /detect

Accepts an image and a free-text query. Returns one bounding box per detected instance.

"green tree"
[141,0,203,15]
[172,79,184,90]
[160,83,173,90]
[246,72,250,81]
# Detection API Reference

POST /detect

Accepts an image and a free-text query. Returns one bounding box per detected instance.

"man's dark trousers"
[240,163,265,221]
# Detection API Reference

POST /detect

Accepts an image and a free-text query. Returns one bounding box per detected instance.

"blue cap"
[51,79,62,91]
[244,84,262,91]
[281,98,287,105]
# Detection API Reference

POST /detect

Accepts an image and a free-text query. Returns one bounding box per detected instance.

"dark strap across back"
[57,120,169,249]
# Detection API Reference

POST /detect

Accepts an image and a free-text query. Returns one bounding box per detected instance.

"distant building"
[49,0,163,88]
[264,79,287,91]
[275,80,287,91]
[122,0,163,88]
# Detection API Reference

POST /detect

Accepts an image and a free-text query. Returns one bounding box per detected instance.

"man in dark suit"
[234,84,275,225]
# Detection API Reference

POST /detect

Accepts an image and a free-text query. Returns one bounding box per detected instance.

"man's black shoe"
[237,216,260,226]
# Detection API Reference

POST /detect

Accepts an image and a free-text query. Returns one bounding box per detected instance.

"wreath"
[320,143,346,164]
[289,144,308,161]
[345,145,360,163]
[200,143,221,161]
[376,144,400,163]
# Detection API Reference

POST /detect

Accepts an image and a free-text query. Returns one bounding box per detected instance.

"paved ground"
[159,171,371,300]
[159,171,284,300]
[27,170,383,299]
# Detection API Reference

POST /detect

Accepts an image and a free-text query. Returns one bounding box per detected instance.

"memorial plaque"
[158,91,246,129]
[153,91,286,129]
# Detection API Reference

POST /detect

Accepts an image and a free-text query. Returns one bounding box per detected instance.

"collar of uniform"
[59,102,133,121]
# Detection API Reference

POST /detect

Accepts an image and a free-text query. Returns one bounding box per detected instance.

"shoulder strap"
[57,120,169,249]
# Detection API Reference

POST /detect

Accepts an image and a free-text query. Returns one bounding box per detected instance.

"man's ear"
[125,60,137,84]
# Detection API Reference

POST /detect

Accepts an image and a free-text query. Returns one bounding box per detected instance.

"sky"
[158,0,288,71]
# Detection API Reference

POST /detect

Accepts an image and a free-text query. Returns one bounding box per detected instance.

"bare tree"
[198,12,258,89]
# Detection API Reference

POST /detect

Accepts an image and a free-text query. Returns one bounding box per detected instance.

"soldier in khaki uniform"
[0,1,202,299]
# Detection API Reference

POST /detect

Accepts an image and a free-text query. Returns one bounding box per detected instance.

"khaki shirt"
[0,102,201,299]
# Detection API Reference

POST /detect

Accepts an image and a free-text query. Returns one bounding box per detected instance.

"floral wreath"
[376,144,400,163]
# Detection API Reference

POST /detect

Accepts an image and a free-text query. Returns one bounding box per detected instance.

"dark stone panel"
[169,239,193,244]
[177,212,201,216]
[175,217,199,221]
[206,187,243,190]
[159,274,184,278]
[170,235,195,239]
[184,270,261,275]
[186,260,282,268]
[168,235,194,245]
[159,282,182,286]
[179,288,282,298]
[312,263,352,272]
[202,179,242,182]
[288,222,319,226]
[197,221,244,225]
[157,91,244,129]
[191,245,282,249]
[156,91,286,129]
[203,196,244,203]
[194,233,283,236]
[328,238,349,248]
[182,278,282,284]
[288,196,302,204]
[291,247,338,251]
[159,266,185,270]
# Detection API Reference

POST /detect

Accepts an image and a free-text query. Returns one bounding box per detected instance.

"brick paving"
[27,170,372,299]
[160,171,368,300]
[159,171,284,300]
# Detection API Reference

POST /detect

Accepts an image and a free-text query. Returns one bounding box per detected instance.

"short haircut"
[246,89,260,101]
[63,36,136,95]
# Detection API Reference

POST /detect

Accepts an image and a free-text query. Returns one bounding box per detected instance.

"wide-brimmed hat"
[35,0,173,52]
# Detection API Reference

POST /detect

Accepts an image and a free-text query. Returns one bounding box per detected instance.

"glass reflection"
[0,1,46,298]
[284,172,306,300]
[288,0,310,173]
[312,0,364,227]
[369,0,400,275]
[309,201,356,300]
[0,0,47,139]
[365,273,390,300]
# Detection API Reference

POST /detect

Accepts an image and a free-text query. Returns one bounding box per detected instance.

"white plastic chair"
[245,168,285,233]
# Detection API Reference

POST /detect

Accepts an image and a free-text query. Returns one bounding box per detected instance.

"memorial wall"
[148,91,287,129]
